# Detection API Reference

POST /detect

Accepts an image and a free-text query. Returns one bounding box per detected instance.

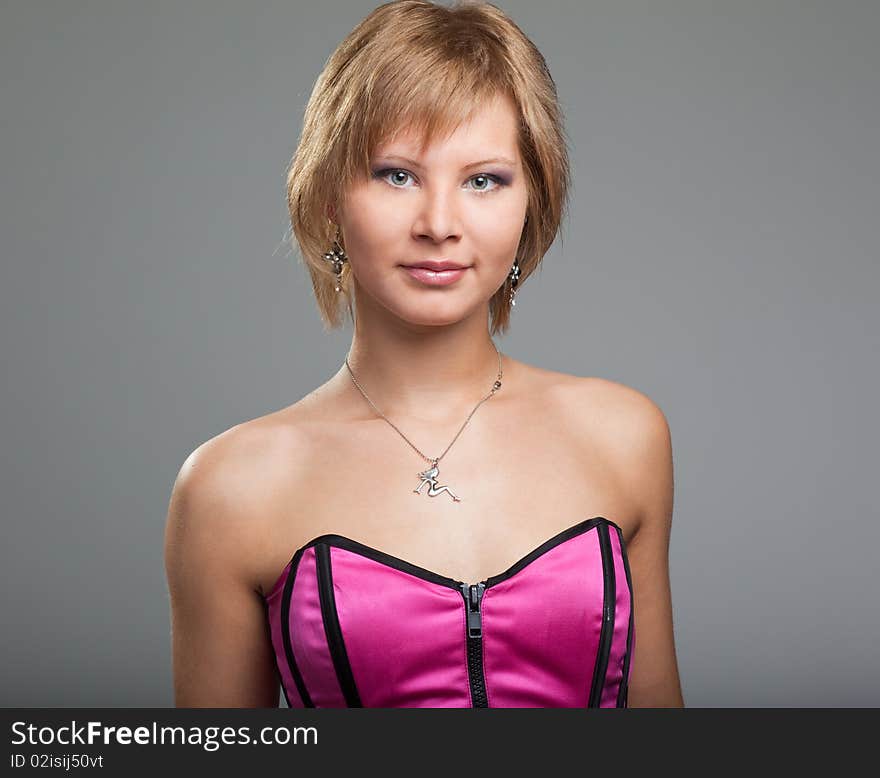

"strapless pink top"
[263,516,634,708]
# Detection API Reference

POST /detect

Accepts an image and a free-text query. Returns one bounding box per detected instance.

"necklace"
[344,342,504,503]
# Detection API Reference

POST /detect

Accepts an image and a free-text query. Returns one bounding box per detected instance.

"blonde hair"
[286,0,570,335]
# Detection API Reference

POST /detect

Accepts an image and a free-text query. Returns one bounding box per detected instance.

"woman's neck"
[341,323,503,425]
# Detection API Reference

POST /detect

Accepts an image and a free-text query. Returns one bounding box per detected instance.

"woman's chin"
[392,299,479,328]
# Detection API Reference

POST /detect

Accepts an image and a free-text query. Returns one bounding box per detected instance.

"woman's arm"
[615,391,685,707]
[164,441,281,708]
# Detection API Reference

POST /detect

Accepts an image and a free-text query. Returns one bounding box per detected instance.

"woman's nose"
[412,189,462,243]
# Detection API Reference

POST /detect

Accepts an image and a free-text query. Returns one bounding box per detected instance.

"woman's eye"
[370,169,414,188]
[385,170,413,187]
[467,174,500,193]
[374,169,504,193]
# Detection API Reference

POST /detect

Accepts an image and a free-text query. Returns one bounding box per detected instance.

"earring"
[507,259,521,307]
[322,224,348,292]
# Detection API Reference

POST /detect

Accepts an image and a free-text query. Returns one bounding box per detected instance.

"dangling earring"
[508,213,527,308]
[507,259,521,308]
[322,223,348,292]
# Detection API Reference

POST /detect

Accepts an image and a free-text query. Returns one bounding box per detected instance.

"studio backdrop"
[1,0,877,707]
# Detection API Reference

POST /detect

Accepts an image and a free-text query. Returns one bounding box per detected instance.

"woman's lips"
[402,266,469,286]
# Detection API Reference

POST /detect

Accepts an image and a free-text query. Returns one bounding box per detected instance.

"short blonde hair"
[286,0,570,335]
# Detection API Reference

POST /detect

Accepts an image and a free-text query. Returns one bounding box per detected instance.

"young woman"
[165,0,684,708]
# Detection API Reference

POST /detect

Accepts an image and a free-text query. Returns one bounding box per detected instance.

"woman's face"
[334,92,529,328]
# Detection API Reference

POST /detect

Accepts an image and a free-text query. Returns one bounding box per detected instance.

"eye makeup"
[370,167,511,193]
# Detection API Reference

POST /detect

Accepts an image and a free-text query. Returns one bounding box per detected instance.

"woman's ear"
[325,203,337,222]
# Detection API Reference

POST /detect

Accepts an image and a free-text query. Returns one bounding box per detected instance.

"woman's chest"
[256,385,640,595]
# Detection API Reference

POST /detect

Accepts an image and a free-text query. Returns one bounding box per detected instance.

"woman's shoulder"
[176,404,299,480]
[165,408,314,593]
[569,373,673,540]
[573,374,668,429]
[524,364,672,520]
[518,360,668,427]
[556,370,670,459]
[170,372,375,534]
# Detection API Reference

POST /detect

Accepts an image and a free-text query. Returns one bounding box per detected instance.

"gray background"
[1,0,877,707]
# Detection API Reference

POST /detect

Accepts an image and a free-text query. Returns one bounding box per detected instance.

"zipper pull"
[460,582,485,638]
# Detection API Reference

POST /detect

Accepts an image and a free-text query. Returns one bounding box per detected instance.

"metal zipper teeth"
[588,522,616,707]
[460,582,489,708]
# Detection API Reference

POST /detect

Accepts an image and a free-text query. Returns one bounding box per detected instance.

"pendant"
[413,459,461,502]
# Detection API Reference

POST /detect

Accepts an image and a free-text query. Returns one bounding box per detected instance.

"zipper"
[459,581,489,707]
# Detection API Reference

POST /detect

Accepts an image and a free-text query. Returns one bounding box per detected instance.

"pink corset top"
[262,516,634,708]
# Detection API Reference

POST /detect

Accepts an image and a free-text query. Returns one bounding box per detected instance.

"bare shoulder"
[569,375,670,450]
[163,411,314,706]
[164,410,310,595]
[558,373,674,539]
[533,367,670,448]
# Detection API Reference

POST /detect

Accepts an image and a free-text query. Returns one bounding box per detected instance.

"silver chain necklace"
[344,342,504,503]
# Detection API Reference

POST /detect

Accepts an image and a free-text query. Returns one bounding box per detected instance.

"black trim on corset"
[588,522,616,707]
[293,516,622,591]
[280,547,313,707]
[316,543,362,707]
[303,536,462,590]
[615,524,635,708]
[482,517,613,589]
[260,597,292,708]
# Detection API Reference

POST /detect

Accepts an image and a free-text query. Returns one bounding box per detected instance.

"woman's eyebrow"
[374,154,518,170]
